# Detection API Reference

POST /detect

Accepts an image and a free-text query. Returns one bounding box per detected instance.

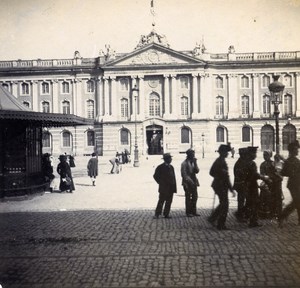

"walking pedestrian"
[42,153,55,192]
[245,146,269,228]
[278,141,300,227]
[181,148,200,217]
[208,144,236,230]
[153,153,177,219]
[69,154,76,168]
[233,147,248,222]
[57,154,75,193]
[87,152,98,186]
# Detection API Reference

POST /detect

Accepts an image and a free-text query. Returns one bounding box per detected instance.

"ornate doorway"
[146,124,163,155]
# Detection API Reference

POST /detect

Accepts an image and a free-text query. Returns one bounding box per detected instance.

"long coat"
[57,161,75,191]
[181,159,200,188]
[87,157,98,177]
[153,163,177,195]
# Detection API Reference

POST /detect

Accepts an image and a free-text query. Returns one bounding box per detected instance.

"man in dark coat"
[87,152,98,186]
[153,153,177,219]
[278,141,300,227]
[208,144,235,230]
[233,147,249,221]
[181,149,200,217]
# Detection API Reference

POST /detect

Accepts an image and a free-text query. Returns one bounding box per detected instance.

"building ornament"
[135,29,170,49]
[99,44,116,61]
[192,41,206,57]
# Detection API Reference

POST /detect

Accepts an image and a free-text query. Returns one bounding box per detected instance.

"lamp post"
[268,75,285,155]
[202,133,205,158]
[132,85,140,167]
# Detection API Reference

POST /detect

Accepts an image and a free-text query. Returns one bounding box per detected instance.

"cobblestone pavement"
[0,154,300,287]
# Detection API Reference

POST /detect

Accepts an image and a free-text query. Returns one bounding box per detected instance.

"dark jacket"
[281,156,300,191]
[210,156,232,192]
[87,157,98,177]
[153,163,177,194]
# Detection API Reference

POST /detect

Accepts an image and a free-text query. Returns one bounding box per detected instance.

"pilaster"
[163,74,170,118]
[192,73,199,119]
[52,80,59,113]
[170,74,177,117]
[227,74,239,118]
[252,73,261,118]
[296,72,300,116]
[31,80,38,112]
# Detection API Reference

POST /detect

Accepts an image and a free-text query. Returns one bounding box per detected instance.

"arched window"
[62,131,72,147]
[42,131,51,148]
[62,81,70,94]
[86,80,95,93]
[261,125,274,151]
[21,82,29,95]
[86,100,94,119]
[216,76,223,89]
[121,98,129,118]
[86,130,95,146]
[42,101,50,113]
[262,75,270,88]
[119,78,129,91]
[242,126,251,142]
[62,100,70,114]
[241,95,249,116]
[241,76,249,88]
[120,129,129,145]
[263,94,271,114]
[284,74,292,88]
[216,96,224,116]
[181,96,188,116]
[149,93,160,116]
[282,124,296,150]
[181,127,190,144]
[180,76,189,89]
[284,94,292,116]
[216,126,225,142]
[41,82,49,94]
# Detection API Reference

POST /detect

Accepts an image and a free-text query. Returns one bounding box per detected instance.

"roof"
[0,85,93,127]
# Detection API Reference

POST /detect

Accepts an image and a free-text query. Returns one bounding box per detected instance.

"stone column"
[138,75,145,120]
[192,73,199,119]
[163,74,170,118]
[131,76,138,121]
[111,76,117,120]
[96,77,102,118]
[296,72,300,117]
[252,73,261,118]
[31,80,38,111]
[198,74,205,118]
[52,80,59,113]
[170,75,177,117]
[103,77,110,117]
[227,74,239,118]
[203,73,212,118]
[75,78,82,116]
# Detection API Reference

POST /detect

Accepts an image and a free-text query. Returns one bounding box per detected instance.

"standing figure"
[181,149,200,217]
[233,148,249,221]
[57,154,75,193]
[208,144,235,230]
[279,141,300,227]
[42,153,55,192]
[245,147,268,228]
[87,152,98,186]
[69,154,76,168]
[153,153,177,219]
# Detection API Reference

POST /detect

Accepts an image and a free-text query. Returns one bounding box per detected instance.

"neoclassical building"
[1,29,300,157]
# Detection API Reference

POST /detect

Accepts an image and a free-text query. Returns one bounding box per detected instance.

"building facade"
[1,30,300,157]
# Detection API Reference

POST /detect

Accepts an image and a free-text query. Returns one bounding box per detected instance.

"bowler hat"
[217,144,231,153]
[162,153,172,159]
[288,140,300,152]
[186,148,195,155]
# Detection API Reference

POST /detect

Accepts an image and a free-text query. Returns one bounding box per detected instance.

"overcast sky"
[0,0,300,60]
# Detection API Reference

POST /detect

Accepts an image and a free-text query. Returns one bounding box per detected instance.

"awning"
[0,110,94,127]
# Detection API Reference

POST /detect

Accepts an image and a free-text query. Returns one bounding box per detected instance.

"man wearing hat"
[279,140,300,227]
[245,146,269,228]
[181,148,200,217]
[233,147,249,221]
[153,153,177,219]
[208,144,235,230]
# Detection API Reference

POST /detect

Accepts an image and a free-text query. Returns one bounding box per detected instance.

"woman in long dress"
[57,154,75,193]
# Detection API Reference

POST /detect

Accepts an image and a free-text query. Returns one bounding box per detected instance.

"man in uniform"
[233,147,249,222]
[153,153,177,219]
[208,144,236,230]
[181,149,200,217]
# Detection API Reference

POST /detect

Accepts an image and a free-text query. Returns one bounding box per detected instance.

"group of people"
[153,141,300,230]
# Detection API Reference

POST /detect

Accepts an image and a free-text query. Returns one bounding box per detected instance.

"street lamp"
[268,75,285,155]
[202,133,205,158]
[132,84,140,167]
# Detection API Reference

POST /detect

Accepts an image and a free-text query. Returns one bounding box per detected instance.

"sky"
[0,0,300,60]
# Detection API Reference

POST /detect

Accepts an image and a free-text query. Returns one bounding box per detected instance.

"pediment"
[105,44,204,67]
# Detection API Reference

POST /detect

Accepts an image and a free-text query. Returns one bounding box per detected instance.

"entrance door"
[261,125,274,151]
[146,125,163,155]
[282,124,296,151]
